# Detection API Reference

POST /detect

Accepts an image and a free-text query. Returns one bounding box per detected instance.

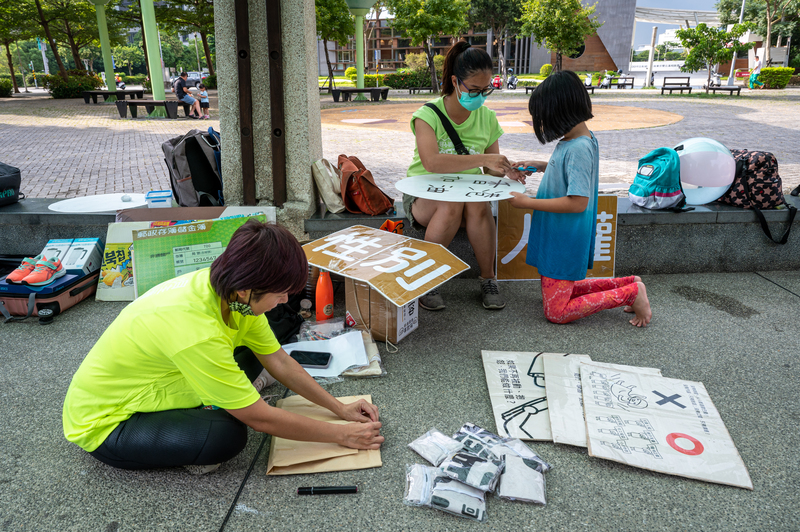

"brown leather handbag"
[338,154,394,216]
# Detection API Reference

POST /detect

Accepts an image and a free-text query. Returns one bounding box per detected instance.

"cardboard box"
[40,239,73,262]
[345,278,418,343]
[63,238,103,275]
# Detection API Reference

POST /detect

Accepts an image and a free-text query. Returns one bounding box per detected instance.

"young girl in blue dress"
[508,70,652,327]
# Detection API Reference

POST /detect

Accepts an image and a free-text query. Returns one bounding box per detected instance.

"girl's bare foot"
[623,276,642,313]
[629,281,652,327]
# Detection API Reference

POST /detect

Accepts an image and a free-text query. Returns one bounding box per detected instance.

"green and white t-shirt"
[406,97,504,177]
[62,268,280,452]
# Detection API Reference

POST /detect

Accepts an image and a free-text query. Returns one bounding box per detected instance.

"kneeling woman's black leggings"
[89,347,265,470]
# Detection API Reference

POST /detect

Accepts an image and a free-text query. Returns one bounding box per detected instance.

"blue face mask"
[457,81,488,111]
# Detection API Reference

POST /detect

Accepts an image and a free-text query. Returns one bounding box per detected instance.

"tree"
[108,0,151,80]
[655,43,669,61]
[674,22,756,92]
[385,0,470,90]
[31,0,69,80]
[470,0,523,83]
[518,0,602,72]
[155,0,215,75]
[315,0,354,90]
[717,0,799,64]
[112,44,144,75]
[0,3,36,93]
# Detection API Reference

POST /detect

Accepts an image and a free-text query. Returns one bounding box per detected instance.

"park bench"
[614,76,634,89]
[527,84,595,94]
[708,85,742,96]
[82,89,144,104]
[525,85,536,94]
[331,87,390,102]
[115,100,189,119]
[661,77,692,95]
[407,87,436,94]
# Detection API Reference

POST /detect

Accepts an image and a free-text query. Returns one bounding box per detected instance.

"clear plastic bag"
[451,423,552,474]
[498,438,552,474]
[297,318,347,342]
[408,428,464,467]
[403,464,487,522]
[496,454,547,505]
[439,451,505,492]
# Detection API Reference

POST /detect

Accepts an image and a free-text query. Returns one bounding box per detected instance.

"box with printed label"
[63,238,103,275]
[345,278,418,343]
[40,239,73,262]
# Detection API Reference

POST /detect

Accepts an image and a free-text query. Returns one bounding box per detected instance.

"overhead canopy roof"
[634,7,721,26]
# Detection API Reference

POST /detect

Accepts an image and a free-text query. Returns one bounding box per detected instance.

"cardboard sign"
[542,354,662,448]
[497,194,618,280]
[132,215,265,297]
[303,225,469,307]
[580,363,753,490]
[395,174,525,202]
[481,350,559,441]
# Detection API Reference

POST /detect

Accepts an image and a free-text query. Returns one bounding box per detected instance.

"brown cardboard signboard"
[303,225,469,307]
[497,195,618,280]
[345,278,418,343]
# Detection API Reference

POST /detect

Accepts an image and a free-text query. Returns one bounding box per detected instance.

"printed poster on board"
[132,215,265,298]
[481,350,566,441]
[497,194,618,280]
[580,363,753,490]
[542,354,662,448]
[303,225,469,308]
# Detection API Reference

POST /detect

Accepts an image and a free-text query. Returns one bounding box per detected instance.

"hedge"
[383,69,435,89]
[0,79,12,98]
[42,71,104,98]
[0,73,23,87]
[540,64,553,76]
[344,66,357,80]
[760,67,794,89]
[203,73,217,89]
[362,74,384,86]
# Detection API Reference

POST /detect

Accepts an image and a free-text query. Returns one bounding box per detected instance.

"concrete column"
[90,0,117,101]
[646,26,657,88]
[140,0,166,116]
[216,0,322,237]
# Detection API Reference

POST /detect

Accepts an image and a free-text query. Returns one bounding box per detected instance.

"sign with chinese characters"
[481,350,565,441]
[395,174,525,202]
[542,354,662,448]
[131,215,265,297]
[581,363,753,490]
[497,194,617,280]
[96,222,152,302]
[303,225,469,307]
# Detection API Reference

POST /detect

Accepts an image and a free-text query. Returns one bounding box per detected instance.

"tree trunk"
[139,19,152,82]
[65,21,84,71]
[424,41,438,92]
[200,32,214,76]
[555,53,562,72]
[4,43,20,93]
[34,0,68,81]
[323,37,335,92]
[764,2,773,65]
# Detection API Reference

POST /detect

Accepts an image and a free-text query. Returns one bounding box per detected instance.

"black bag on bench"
[162,129,224,207]
[0,162,24,208]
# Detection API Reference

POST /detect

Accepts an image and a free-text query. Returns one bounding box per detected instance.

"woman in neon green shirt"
[63,220,383,471]
[403,41,526,312]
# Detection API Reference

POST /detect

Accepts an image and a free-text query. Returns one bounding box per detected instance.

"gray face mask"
[229,292,255,316]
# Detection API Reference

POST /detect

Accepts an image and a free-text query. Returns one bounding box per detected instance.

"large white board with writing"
[580,363,753,490]
[396,174,525,202]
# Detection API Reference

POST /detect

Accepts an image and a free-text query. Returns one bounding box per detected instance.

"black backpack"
[161,128,223,207]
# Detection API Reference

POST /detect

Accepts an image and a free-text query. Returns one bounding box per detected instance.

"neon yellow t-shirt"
[62,268,280,452]
[406,97,504,177]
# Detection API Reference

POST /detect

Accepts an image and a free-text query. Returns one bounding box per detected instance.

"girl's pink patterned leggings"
[540,275,639,324]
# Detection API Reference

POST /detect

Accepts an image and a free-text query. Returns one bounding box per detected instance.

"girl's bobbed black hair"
[528,70,593,144]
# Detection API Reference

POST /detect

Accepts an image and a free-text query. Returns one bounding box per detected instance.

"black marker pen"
[297,486,358,495]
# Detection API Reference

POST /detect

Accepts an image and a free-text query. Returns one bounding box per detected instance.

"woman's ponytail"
[441,40,493,96]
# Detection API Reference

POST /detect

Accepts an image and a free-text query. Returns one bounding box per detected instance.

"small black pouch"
[0,162,23,207]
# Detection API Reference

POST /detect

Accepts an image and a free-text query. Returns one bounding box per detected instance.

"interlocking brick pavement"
[1,89,798,200]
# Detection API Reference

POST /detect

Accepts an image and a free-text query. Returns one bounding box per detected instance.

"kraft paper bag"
[266,394,382,475]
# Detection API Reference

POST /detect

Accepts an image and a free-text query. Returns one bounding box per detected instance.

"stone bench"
[407,87,436,94]
[82,89,144,104]
[330,87,390,102]
[115,100,192,119]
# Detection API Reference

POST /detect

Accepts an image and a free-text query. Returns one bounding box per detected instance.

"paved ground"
[1,87,798,200]
[1,272,799,531]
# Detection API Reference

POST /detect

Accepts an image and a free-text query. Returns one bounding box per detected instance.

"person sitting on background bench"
[172,71,202,119]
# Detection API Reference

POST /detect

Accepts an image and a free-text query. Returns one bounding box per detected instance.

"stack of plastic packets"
[404,423,552,523]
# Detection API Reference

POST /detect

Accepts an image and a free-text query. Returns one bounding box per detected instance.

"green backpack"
[628,148,686,210]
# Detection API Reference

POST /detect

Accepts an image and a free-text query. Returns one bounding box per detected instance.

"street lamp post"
[344,0,377,101]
